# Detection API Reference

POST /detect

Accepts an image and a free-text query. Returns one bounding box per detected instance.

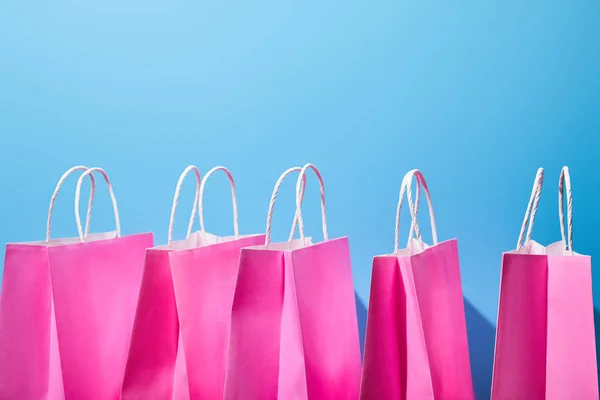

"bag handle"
[74,168,121,242]
[393,172,421,252]
[516,168,544,250]
[46,166,96,242]
[558,166,574,253]
[198,166,239,243]
[294,163,328,244]
[168,165,201,245]
[264,166,307,245]
[395,169,438,252]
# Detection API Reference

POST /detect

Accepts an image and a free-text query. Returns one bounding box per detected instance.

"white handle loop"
[75,168,121,242]
[516,168,544,250]
[198,166,239,243]
[396,169,438,252]
[393,172,421,253]
[264,167,307,245]
[168,165,201,245]
[46,166,96,242]
[295,163,328,244]
[558,166,573,253]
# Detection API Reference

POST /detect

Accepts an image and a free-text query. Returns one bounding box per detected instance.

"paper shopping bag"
[47,167,154,400]
[168,166,269,400]
[491,167,598,399]
[120,165,200,400]
[224,164,362,400]
[0,165,97,400]
[122,166,268,400]
[360,169,474,400]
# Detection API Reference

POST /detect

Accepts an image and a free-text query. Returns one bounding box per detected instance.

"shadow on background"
[355,292,368,359]
[464,297,496,400]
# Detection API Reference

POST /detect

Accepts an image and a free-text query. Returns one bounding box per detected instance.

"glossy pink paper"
[224,237,362,400]
[169,233,266,400]
[492,242,599,399]
[360,239,474,400]
[47,232,153,400]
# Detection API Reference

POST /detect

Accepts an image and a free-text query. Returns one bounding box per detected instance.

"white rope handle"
[396,169,438,252]
[75,168,121,242]
[295,163,328,244]
[168,165,201,245]
[46,166,96,242]
[198,166,239,243]
[264,167,307,245]
[516,167,544,250]
[405,170,437,247]
[558,166,573,253]
[393,172,421,253]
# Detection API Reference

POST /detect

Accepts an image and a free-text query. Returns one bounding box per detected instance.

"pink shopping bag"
[168,166,270,400]
[122,165,270,400]
[0,165,97,400]
[491,167,598,399]
[224,163,362,400]
[360,169,474,400]
[47,167,154,400]
[120,165,200,400]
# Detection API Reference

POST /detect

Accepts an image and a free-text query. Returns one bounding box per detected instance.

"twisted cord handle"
[168,165,201,245]
[516,168,544,250]
[558,166,573,252]
[264,166,308,245]
[394,169,437,252]
[198,166,239,243]
[46,165,95,242]
[74,168,121,242]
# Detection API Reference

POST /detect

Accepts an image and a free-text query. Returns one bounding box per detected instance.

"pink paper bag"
[169,166,268,400]
[224,164,362,400]
[47,167,154,400]
[360,169,474,400]
[120,165,200,400]
[492,167,598,399]
[0,166,97,400]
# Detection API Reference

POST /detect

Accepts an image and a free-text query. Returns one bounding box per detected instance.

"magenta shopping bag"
[121,165,201,400]
[0,165,97,400]
[492,167,598,399]
[360,169,474,400]
[224,164,362,400]
[168,166,267,400]
[47,167,154,400]
[122,165,269,400]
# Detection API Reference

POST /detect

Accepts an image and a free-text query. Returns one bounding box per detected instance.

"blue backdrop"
[1,1,599,398]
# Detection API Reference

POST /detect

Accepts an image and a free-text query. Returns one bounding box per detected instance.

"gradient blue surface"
[1,2,599,398]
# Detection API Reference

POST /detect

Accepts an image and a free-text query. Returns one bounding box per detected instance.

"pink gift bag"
[120,165,200,400]
[360,169,474,400]
[168,166,268,400]
[0,165,97,400]
[122,165,269,400]
[224,163,362,400]
[47,167,154,400]
[491,167,598,399]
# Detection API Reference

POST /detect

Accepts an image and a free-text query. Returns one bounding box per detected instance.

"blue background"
[1,1,599,398]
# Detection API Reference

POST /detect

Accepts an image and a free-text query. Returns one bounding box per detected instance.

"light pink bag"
[360,169,474,400]
[169,166,267,400]
[0,165,97,400]
[491,167,598,399]
[224,164,362,400]
[47,167,154,400]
